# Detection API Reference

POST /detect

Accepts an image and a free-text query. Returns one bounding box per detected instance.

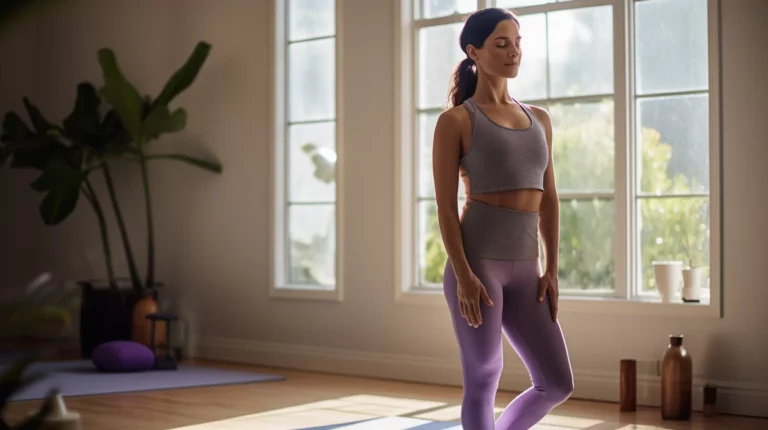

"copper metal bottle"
[661,334,693,420]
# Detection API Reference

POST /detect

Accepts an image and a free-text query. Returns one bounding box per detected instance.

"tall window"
[274,0,339,294]
[398,0,719,302]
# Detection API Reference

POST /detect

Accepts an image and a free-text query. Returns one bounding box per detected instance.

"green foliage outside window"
[421,102,709,292]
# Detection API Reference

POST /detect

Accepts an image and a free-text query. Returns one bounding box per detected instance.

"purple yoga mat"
[5,360,285,401]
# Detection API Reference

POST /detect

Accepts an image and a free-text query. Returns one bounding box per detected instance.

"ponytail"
[448,57,477,108]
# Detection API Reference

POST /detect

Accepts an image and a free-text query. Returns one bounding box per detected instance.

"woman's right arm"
[432,109,474,286]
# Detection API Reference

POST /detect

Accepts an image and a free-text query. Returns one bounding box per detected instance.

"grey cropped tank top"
[459,97,549,194]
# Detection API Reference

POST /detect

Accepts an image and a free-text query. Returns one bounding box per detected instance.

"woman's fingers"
[461,298,480,327]
[472,299,482,326]
[458,295,485,327]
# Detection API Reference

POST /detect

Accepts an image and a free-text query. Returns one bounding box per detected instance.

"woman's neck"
[472,73,512,105]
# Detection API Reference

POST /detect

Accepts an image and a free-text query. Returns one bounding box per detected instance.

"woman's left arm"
[531,106,560,322]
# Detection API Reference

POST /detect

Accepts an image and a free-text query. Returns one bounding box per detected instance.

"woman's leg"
[443,259,510,429]
[495,259,574,430]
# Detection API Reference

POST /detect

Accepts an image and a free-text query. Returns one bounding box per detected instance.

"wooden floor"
[5,360,767,430]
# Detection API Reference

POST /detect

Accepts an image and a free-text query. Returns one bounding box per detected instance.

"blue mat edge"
[5,360,286,402]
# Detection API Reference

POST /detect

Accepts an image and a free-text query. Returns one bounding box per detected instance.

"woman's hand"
[457,274,494,328]
[538,271,559,322]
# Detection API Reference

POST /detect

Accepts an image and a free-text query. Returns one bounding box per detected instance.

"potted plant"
[0,41,222,358]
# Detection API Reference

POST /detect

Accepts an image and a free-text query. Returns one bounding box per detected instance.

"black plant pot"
[78,279,157,359]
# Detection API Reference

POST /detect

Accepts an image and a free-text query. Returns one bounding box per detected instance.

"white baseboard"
[193,336,768,419]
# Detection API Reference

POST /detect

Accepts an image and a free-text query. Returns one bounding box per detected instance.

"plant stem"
[82,178,117,290]
[101,161,143,291]
[138,147,156,287]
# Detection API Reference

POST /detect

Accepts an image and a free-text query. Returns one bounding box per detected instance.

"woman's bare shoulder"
[435,105,470,135]
[526,104,552,126]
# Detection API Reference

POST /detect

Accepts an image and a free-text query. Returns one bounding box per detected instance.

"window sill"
[396,288,720,318]
[559,295,720,318]
[270,284,343,302]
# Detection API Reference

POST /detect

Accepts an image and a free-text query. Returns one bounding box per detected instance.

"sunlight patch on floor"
[335,417,434,429]
[613,426,675,430]
[537,413,605,428]
[166,394,447,430]
[166,394,611,430]
[194,409,374,430]
[332,394,446,416]
[412,404,503,421]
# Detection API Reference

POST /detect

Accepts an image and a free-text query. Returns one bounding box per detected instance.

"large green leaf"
[97,48,143,142]
[100,109,132,146]
[152,41,212,109]
[1,111,34,144]
[30,160,84,225]
[0,111,70,170]
[22,98,56,135]
[142,106,187,141]
[146,153,222,173]
[63,82,102,148]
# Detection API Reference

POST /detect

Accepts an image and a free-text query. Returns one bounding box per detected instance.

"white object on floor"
[37,393,82,430]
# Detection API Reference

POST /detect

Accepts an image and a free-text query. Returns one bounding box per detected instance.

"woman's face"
[468,19,522,79]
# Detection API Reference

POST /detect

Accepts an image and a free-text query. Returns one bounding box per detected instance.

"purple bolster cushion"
[92,340,155,372]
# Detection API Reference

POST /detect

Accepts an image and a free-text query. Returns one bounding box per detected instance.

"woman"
[432,7,574,429]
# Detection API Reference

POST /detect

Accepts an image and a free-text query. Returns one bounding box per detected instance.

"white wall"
[1,0,767,418]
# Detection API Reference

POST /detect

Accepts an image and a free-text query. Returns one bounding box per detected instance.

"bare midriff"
[461,175,543,213]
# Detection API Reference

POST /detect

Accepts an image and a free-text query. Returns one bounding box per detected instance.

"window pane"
[508,13,547,101]
[549,99,615,191]
[419,200,447,285]
[549,5,613,98]
[497,0,556,7]
[635,0,708,95]
[556,198,615,291]
[638,197,710,293]
[288,204,336,286]
[288,0,335,41]
[420,197,614,289]
[420,0,476,19]
[637,94,709,194]
[419,112,439,198]
[418,23,464,109]
[288,38,336,122]
[419,112,467,199]
[419,198,464,286]
[288,122,336,203]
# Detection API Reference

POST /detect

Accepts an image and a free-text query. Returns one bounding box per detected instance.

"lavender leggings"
[443,201,574,429]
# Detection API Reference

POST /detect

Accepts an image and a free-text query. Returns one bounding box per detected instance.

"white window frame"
[270,0,345,302]
[394,0,722,317]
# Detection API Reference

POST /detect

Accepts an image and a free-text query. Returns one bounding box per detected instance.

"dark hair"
[447,8,519,108]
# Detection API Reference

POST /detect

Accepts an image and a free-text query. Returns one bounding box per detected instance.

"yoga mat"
[300,417,462,429]
[3,360,285,401]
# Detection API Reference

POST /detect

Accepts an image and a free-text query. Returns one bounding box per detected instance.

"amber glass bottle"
[132,289,166,349]
[661,334,693,420]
